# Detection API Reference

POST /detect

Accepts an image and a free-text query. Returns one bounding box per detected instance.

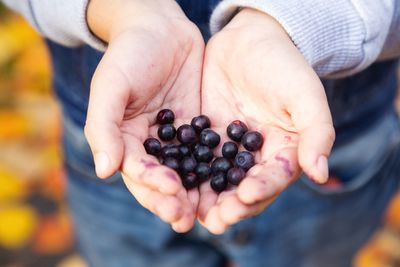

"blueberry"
[182,173,199,190]
[210,173,228,193]
[193,145,214,163]
[180,157,197,174]
[211,157,233,174]
[178,145,191,158]
[177,124,197,144]
[222,142,238,159]
[162,157,180,171]
[161,144,181,160]
[156,109,175,124]
[195,162,212,182]
[143,138,162,156]
[200,128,221,148]
[191,115,211,134]
[190,143,200,153]
[242,131,264,151]
[158,124,176,141]
[227,120,248,142]
[235,151,255,171]
[227,167,246,185]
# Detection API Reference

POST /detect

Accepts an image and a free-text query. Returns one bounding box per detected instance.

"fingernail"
[316,155,328,183]
[95,152,109,178]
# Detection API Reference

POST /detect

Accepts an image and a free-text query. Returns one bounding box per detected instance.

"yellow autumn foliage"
[0,111,30,139]
[0,166,26,201]
[0,15,41,66]
[0,205,38,249]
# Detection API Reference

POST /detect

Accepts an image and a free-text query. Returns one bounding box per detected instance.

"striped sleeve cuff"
[2,0,106,51]
[210,0,393,78]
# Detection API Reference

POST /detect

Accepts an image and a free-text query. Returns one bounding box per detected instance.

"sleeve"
[1,0,106,51]
[210,0,399,78]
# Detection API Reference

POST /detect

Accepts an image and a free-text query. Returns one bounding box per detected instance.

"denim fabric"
[47,1,400,266]
[64,106,400,267]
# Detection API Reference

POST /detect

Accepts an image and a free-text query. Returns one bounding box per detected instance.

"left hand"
[85,0,205,232]
[198,8,335,234]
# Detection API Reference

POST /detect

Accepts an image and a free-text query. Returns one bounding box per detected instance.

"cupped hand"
[84,0,205,232]
[198,8,335,234]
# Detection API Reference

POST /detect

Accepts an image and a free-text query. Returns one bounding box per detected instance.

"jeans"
[63,106,400,267]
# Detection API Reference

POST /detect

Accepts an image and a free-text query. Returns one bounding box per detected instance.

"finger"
[123,154,182,195]
[202,206,227,235]
[126,170,197,233]
[187,188,200,212]
[297,124,335,183]
[170,189,197,233]
[123,179,184,224]
[237,147,300,205]
[288,78,335,183]
[199,184,236,234]
[85,60,130,178]
[122,127,182,195]
[198,181,219,223]
[218,194,267,226]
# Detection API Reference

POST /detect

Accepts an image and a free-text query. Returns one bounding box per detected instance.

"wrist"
[87,0,188,43]
[225,8,290,41]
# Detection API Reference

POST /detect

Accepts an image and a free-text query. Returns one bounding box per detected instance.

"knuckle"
[83,121,95,141]
[323,123,336,148]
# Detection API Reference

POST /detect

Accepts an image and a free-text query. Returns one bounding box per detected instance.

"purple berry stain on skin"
[275,155,293,177]
[165,171,178,182]
[284,136,291,144]
[141,159,158,169]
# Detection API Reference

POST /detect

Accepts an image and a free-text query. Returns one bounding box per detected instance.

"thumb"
[289,81,335,184]
[85,30,168,178]
[85,56,130,179]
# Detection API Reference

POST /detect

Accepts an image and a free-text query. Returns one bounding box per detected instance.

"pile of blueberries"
[143,109,264,193]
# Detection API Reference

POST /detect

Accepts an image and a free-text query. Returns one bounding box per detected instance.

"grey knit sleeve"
[210,0,399,78]
[1,0,106,51]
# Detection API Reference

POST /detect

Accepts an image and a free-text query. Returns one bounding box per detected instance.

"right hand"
[198,8,335,234]
[84,0,205,232]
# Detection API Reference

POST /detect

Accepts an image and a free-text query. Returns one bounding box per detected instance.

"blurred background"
[0,5,399,267]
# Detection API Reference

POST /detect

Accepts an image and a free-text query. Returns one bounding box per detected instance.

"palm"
[120,72,202,233]
[199,58,301,234]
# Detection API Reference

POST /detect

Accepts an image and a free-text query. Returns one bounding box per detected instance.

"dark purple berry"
[182,173,199,190]
[235,151,255,171]
[221,142,238,159]
[143,138,161,156]
[158,124,176,141]
[190,143,200,152]
[162,157,180,171]
[156,109,174,124]
[191,115,211,134]
[180,157,197,174]
[210,173,228,193]
[227,120,248,142]
[161,144,181,160]
[211,157,233,174]
[177,124,197,144]
[193,145,214,163]
[178,145,191,158]
[200,128,220,148]
[195,162,212,182]
[242,131,264,151]
[227,167,246,185]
